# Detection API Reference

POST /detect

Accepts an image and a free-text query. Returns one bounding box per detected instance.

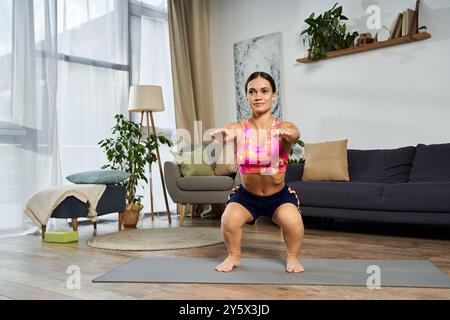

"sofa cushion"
[409,143,450,182]
[179,163,215,177]
[299,206,450,225]
[177,176,234,191]
[382,182,450,212]
[172,145,216,177]
[302,139,349,181]
[288,181,384,210]
[213,145,237,176]
[347,147,416,183]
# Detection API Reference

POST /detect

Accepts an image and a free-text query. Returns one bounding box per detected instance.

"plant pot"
[326,32,338,52]
[122,203,144,228]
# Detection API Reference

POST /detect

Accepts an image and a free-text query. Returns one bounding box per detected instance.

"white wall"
[210,0,450,149]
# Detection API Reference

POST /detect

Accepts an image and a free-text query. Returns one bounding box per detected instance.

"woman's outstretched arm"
[278,121,300,143]
[210,122,242,143]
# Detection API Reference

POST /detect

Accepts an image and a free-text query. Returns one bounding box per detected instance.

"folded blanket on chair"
[24,184,107,227]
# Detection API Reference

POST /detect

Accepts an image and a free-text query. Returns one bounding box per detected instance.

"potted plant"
[334,23,358,50]
[300,3,358,61]
[289,139,305,165]
[287,139,306,182]
[98,114,172,228]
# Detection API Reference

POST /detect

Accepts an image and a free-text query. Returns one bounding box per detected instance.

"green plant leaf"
[98,113,172,205]
[305,18,315,26]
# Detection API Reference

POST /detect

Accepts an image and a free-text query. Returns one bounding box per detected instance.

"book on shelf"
[411,11,418,35]
[412,0,420,34]
[390,5,420,40]
[390,12,403,39]
[402,8,416,36]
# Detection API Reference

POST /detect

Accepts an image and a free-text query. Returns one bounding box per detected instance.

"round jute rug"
[87,227,224,251]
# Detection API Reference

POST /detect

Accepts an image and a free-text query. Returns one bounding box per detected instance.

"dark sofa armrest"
[285,164,304,182]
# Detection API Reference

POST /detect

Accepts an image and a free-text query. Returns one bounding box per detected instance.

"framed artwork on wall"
[233,31,283,122]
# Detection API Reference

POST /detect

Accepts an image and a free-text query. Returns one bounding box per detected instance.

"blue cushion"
[409,143,450,182]
[347,147,416,183]
[66,170,130,184]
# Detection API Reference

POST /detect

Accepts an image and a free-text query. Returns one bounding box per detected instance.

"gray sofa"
[164,161,241,224]
[285,143,450,226]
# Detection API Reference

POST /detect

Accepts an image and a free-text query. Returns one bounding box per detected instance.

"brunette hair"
[244,71,276,94]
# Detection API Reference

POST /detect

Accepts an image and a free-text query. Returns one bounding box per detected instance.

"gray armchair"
[164,161,241,225]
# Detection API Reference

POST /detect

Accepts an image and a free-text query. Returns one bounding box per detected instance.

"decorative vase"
[122,203,144,228]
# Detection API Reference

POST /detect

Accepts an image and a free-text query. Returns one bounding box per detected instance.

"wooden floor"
[0,214,449,300]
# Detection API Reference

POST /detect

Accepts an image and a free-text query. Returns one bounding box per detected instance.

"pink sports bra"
[236,118,289,174]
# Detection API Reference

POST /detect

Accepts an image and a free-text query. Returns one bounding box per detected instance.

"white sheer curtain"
[0,0,60,234]
[0,0,129,234]
[57,0,129,183]
[130,0,177,216]
[0,1,13,122]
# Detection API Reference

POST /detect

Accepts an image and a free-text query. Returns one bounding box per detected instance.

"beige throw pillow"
[302,139,350,181]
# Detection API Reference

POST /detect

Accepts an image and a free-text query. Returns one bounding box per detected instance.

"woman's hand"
[273,126,299,143]
[210,128,236,143]
[274,121,300,143]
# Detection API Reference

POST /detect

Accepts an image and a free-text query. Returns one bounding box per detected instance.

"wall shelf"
[296,32,431,63]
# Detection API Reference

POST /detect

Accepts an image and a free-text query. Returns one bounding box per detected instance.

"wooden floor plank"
[0,216,449,299]
[0,279,76,300]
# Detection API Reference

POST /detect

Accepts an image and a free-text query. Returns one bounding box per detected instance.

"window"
[141,0,166,7]
[0,0,130,232]
[0,0,13,122]
[55,0,129,180]
[130,0,174,130]
[57,0,127,65]
[129,0,177,214]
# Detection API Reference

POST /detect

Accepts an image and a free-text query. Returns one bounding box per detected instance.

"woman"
[210,71,304,273]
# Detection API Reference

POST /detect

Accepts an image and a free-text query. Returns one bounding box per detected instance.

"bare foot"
[286,256,304,273]
[215,254,240,272]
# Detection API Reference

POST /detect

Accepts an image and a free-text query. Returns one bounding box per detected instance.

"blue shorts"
[226,184,302,224]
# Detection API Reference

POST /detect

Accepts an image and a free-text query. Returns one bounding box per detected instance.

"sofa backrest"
[347,146,416,183]
[409,143,450,182]
[285,163,304,182]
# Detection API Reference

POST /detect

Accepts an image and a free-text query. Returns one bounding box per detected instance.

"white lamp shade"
[128,85,165,112]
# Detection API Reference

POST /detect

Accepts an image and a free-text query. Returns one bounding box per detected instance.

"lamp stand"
[145,112,155,221]
[138,111,172,224]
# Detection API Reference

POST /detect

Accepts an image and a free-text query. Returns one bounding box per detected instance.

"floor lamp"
[128,85,172,224]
